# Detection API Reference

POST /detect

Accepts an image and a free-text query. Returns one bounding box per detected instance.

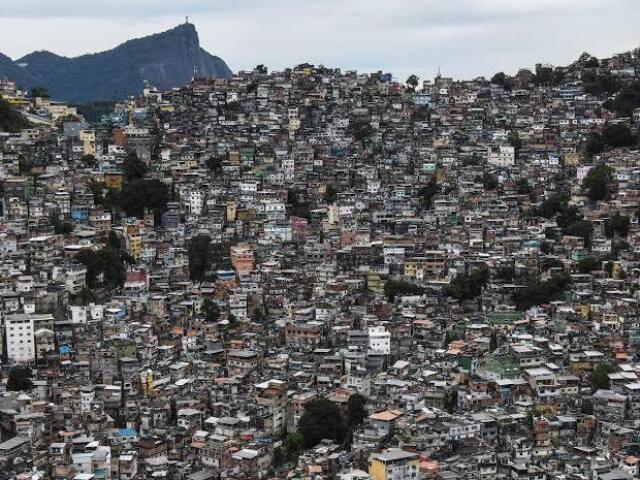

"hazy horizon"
[1,0,640,83]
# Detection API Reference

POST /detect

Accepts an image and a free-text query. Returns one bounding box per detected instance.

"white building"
[188,190,205,216]
[368,326,391,355]
[6,314,35,363]
[487,145,515,167]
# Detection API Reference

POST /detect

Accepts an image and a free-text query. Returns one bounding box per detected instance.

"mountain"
[0,23,232,103]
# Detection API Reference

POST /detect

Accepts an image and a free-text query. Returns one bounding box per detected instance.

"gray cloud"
[0,0,638,82]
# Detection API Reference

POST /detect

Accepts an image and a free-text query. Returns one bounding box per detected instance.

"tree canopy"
[584,131,604,157]
[287,189,311,220]
[591,363,616,390]
[602,124,635,148]
[582,70,620,96]
[445,265,490,302]
[75,241,129,289]
[123,152,148,182]
[384,279,425,302]
[418,175,439,209]
[298,398,345,448]
[605,213,630,238]
[188,235,214,282]
[491,72,513,91]
[323,184,337,204]
[564,219,594,248]
[582,164,615,202]
[406,74,419,91]
[605,81,640,116]
[28,86,50,99]
[120,179,169,219]
[7,366,33,391]
[0,97,31,133]
[515,272,571,310]
[577,256,601,274]
[346,393,367,430]
[202,298,220,322]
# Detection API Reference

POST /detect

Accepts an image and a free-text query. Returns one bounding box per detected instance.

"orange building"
[230,244,255,274]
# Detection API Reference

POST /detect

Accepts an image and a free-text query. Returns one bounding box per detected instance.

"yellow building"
[404,251,446,279]
[369,450,419,480]
[140,369,153,397]
[228,151,240,164]
[79,129,96,156]
[104,172,124,191]
[3,96,30,108]
[367,273,384,294]
[123,221,142,260]
[563,152,584,167]
[35,98,81,121]
[574,304,590,320]
[612,262,623,279]
[226,201,237,222]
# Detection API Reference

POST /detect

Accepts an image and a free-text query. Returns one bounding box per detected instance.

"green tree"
[254,308,266,323]
[582,165,614,202]
[418,176,439,209]
[120,179,169,218]
[605,213,630,238]
[207,156,223,173]
[51,212,74,235]
[605,261,614,276]
[283,432,303,462]
[606,81,640,116]
[202,298,220,322]
[384,279,425,302]
[603,124,635,148]
[0,97,31,133]
[347,119,373,142]
[516,178,532,196]
[581,55,599,68]
[489,331,498,352]
[298,398,345,448]
[515,272,571,310]
[591,363,616,390]
[444,388,459,413]
[411,106,431,122]
[28,86,50,99]
[7,366,33,391]
[188,235,214,282]
[564,220,593,248]
[287,189,311,220]
[80,154,97,167]
[540,257,563,272]
[481,172,498,190]
[534,63,554,86]
[495,266,515,282]
[445,265,490,301]
[75,242,127,289]
[584,131,604,157]
[323,185,337,204]
[406,74,419,91]
[107,230,122,250]
[123,152,147,182]
[70,287,95,306]
[491,72,513,91]
[346,393,367,430]
[577,256,601,273]
[507,130,522,152]
[582,71,620,96]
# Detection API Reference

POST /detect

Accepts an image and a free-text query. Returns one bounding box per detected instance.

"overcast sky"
[1,0,640,82]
